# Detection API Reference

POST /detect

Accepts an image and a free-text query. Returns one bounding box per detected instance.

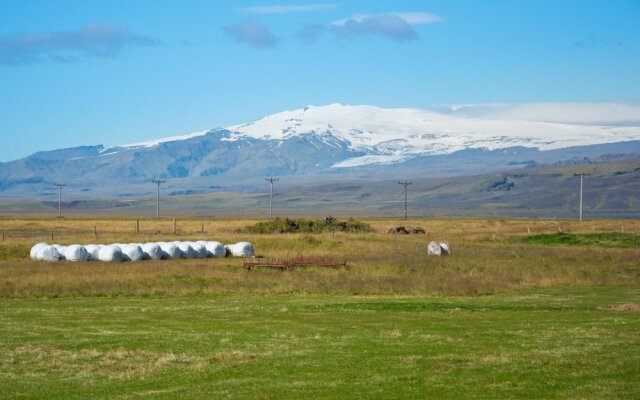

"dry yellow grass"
[0,217,638,297]
[1,216,637,240]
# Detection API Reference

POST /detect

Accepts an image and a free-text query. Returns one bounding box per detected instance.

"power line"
[574,173,590,222]
[265,177,279,219]
[53,183,67,218]
[398,181,412,220]
[152,179,166,218]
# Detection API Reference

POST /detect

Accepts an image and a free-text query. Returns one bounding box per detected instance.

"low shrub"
[240,217,373,234]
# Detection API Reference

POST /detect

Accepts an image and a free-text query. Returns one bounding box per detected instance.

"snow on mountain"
[116,103,640,168]
[227,103,640,167]
[332,154,413,168]
[2,103,639,198]
[121,129,212,149]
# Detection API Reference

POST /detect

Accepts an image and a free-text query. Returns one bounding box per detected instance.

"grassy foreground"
[1,288,639,399]
[0,217,639,398]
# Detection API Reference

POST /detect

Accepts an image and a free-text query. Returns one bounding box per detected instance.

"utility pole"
[152,179,166,218]
[398,181,412,221]
[54,183,66,218]
[265,177,279,219]
[574,173,590,222]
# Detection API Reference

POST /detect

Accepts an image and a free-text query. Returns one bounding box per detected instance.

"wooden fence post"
[173,217,177,234]
[136,219,140,233]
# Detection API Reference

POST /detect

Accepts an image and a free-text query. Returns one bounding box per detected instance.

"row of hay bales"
[30,241,254,262]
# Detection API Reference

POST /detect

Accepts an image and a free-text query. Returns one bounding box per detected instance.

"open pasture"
[0,217,638,297]
[0,217,639,398]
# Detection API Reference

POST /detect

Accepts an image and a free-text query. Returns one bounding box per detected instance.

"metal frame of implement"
[244,255,347,271]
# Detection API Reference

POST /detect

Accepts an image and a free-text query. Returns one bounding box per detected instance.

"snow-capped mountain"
[1,103,639,197]
[122,103,640,168]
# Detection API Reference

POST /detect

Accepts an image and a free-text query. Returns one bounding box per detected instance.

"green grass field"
[0,218,639,399]
[2,289,639,399]
[520,232,640,248]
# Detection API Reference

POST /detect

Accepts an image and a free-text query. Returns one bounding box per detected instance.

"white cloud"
[242,4,337,14]
[439,102,640,126]
[330,12,442,41]
[223,20,278,48]
[332,12,442,27]
[393,12,443,25]
[0,22,158,65]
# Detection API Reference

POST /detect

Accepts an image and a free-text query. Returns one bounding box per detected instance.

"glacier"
[116,103,640,168]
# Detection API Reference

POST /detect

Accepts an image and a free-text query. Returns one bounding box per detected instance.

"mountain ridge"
[0,103,639,199]
[115,103,640,167]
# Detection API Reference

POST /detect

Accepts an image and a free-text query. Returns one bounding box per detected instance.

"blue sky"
[0,0,638,161]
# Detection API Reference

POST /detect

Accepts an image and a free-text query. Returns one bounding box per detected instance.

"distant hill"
[2,159,638,218]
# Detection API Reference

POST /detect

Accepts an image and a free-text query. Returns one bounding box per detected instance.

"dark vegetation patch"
[240,217,373,234]
[520,232,640,248]
[485,177,515,191]
[387,226,425,234]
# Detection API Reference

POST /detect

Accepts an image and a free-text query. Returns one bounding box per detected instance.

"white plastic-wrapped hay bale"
[84,244,101,261]
[141,243,162,260]
[202,241,225,258]
[35,245,61,262]
[30,243,48,260]
[427,241,451,256]
[97,245,124,262]
[52,244,67,260]
[176,242,196,259]
[121,244,144,262]
[158,242,179,259]
[427,241,442,256]
[225,242,255,257]
[188,242,207,259]
[439,241,451,255]
[64,244,90,262]
[195,240,209,256]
